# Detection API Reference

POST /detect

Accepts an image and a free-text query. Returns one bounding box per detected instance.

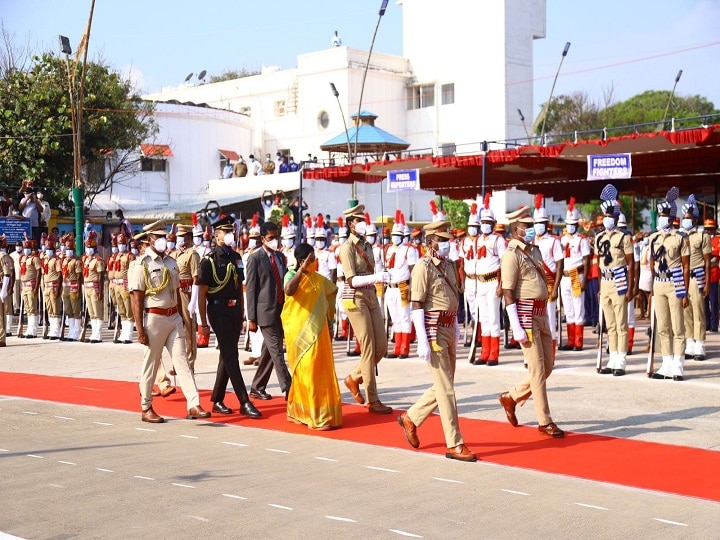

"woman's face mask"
[467,226,479,237]
[534,223,546,236]
[354,222,366,236]
[392,235,403,246]
[603,216,616,231]
[282,238,294,248]
[66,250,75,258]
[111,246,119,254]
[131,248,139,255]
[86,247,95,256]
[366,235,377,245]
[566,224,577,235]
[248,239,258,249]
[203,240,211,247]
[480,223,493,235]
[193,237,202,246]
[46,250,54,258]
[316,240,326,249]
[307,238,315,247]
[118,244,127,253]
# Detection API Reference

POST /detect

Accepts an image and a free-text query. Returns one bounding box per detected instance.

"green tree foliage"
[578,194,651,232]
[435,196,469,230]
[209,68,260,83]
[0,53,156,212]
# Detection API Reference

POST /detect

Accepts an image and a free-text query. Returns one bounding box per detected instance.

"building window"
[318,110,330,130]
[274,100,286,117]
[406,84,435,110]
[141,158,167,172]
[441,83,455,105]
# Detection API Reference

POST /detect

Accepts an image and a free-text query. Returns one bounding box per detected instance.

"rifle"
[645,302,656,377]
[59,303,67,341]
[467,298,481,363]
[113,309,121,343]
[16,296,25,337]
[595,300,605,372]
[79,299,90,342]
[42,289,50,340]
[463,297,471,347]
[556,289,563,348]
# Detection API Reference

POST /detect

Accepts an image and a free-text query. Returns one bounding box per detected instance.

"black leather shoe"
[486,361,498,366]
[249,389,272,400]
[558,343,573,351]
[347,350,361,357]
[673,375,684,381]
[651,373,670,380]
[212,402,232,415]
[239,401,262,418]
[572,346,583,351]
[598,367,612,375]
[612,369,625,376]
[473,359,487,365]
[684,353,693,360]
[694,354,706,361]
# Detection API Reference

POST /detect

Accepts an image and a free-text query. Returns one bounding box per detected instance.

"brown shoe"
[344,375,365,404]
[397,413,419,448]
[141,407,164,423]
[445,444,477,462]
[186,405,211,419]
[243,357,258,365]
[160,386,177,397]
[538,422,565,438]
[367,401,392,414]
[151,387,161,397]
[499,392,518,427]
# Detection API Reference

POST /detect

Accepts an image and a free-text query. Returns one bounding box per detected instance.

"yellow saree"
[282,270,342,430]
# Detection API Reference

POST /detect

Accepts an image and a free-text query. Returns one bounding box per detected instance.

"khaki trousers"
[140,312,199,411]
[113,283,132,322]
[44,286,62,317]
[407,325,462,448]
[683,277,706,342]
[0,292,10,343]
[652,280,685,357]
[62,285,82,318]
[84,286,103,319]
[600,278,628,353]
[346,288,388,404]
[21,286,38,315]
[178,289,197,366]
[510,314,554,426]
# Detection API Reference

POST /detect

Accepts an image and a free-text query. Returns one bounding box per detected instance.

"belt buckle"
[227,299,237,306]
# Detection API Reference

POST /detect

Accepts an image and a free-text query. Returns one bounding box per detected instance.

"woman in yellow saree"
[283,243,342,430]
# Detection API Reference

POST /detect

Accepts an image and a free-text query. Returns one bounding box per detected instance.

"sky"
[2,0,719,126]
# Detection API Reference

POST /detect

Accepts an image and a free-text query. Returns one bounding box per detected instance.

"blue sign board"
[0,217,31,244]
[387,169,420,192]
[587,153,632,180]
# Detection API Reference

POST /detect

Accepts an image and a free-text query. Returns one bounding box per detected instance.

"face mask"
[111,246,119,254]
[176,236,185,248]
[413,238,421,245]
[467,226,478,237]
[534,223,546,236]
[307,238,315,247]
[436,241,451,259]
[338,237,346,244]
[118,244,127,252]
[248,239,258,249]
[23,248,32,256]
[282,238,294,248]
[223,232,235,247]
[60,246,66,254]
[567,224,577,234]
[681,218,693,231]
[265,238,279,251]
[354,222,366,236]
[193,237,202,246]
[367,235,377,245]
[46,250,54,258]
[316,240,326,249]
[392,236,402,246]
[657,216,670,230]
[86,248,95,256]
[523,226,536,243]
[66,250,74,258]
[642,237,649,246]
[203,241,211,247]
[131,248,139,255]
[41,245,46,252]
[153,237,167,253]
[603,217,616,231]
[480,223,493,235]
[167,241,176,250]
[85,224,92,231]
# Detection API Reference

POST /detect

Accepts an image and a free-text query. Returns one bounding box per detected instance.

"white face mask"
[307,238,315,247]
[167,241,176,250]
[248,239,258,249]
[316,240,326,249]
[46,250,54,257]
[467,226,478,237]
[23,248,32,256]
[367,235,377,245]
[603,217,616,231]
[176,236,185,248]
[436,241,451,258]
[282,238,294,248]
[567,224,577,234]
[223,232,235,246]
[131,248,139,255]
[681,218,693,231]
[153,237,167,253]
[354,222,366,236]
[118,243,127,252]
[203,240,211,247]
[392,236,402,246]
[66,250,74,257]
[111,246,119,254]
[86,248,95,256]
[265,238,279,251]
[480,223,493,235]
[338,237,346,244]
[193,237,202,246]
[658,216,670,230]
[534,223,546,236]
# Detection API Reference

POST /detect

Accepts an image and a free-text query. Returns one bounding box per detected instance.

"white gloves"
[0,276,9,302]
[412,309,431,362]
[455,320,461,343]
[188,284,199,315]
[505,303,528,344]
[352,272,389,287]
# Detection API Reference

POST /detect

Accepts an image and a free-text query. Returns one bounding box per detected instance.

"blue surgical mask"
[523,227,536,243]
[681,218,693,231]
[131,248,139,255]
[86,248,95,256]
[658,216,670,231]
[603,217,616,231]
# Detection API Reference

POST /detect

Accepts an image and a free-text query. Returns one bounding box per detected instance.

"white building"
[99,0,547,222]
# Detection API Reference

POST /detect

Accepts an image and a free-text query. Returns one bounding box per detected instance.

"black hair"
[293,242,314,266]
[260,221,279,237]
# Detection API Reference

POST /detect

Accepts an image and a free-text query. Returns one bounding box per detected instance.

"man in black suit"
[247,221,292,399]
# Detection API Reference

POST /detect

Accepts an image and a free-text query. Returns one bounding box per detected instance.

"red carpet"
[2,371,719,502]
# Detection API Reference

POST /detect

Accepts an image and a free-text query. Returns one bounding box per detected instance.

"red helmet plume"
[568,196,576,212]
[282,214,289,227]
[429,200,438,215]
[470,203,477,216]
[535,193,544,210]
[337,216,344,228]
[365,212,371,225]
[317,215,324,229]
[191,213,198,227]
[251,213,259,228]
[483,192,491,210]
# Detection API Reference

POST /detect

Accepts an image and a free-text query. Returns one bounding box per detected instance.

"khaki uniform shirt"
[42,256,62,287]
[128,249,179,309]
[175,248,200,281]
[62,257,82,282]
[501,239,548,301]
[20,254,42,285]
[648,230,689,271]
[687,229,711,270]
[339,234,374,282]
[410,256,458,311]
[1,251,14,280]
[83,256,105,283]
[116,252,134,279]
[594,229,633,270]
[107,254,118,281]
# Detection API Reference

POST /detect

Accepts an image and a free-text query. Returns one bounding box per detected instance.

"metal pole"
[661,70,683,126]
[539,42,571,141]
[481,141,488,198]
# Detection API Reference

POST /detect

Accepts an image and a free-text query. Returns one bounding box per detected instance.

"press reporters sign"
[387,169,420,192]
[587,153,632,180]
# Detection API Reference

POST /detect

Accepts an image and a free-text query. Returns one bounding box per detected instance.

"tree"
[0,52,156,212]
[209,68,260,84]
[435,196,469,230]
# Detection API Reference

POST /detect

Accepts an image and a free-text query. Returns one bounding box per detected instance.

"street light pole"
[661,69,683,128]
[330,83,354,161]
[539,41,571,143]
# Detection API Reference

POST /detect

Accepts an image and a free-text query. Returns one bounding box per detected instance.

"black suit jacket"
[246,247,287,327]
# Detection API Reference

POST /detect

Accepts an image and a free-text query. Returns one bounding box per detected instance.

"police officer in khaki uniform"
[680,195,711,361]
[19,236,42,338]
[649,187,690,380]
[498,206,564,438]
[82,231,105,343]
[397,221,477,462]
[113,233,135,344]
[0,235,15,346]
[595,185,635,376]
[60,235,83,341]
[41,235,63,339]
[129,220,210,423]
[173,224,201,367]
[339,203,392,414]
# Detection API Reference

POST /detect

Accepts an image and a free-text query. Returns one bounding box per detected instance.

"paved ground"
[1,317,719,539]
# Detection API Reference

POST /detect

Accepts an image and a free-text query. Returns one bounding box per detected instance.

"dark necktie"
[270,252,284,304]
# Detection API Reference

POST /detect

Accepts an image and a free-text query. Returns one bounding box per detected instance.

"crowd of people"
[1,183,718,461]
[220,152,322,179]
